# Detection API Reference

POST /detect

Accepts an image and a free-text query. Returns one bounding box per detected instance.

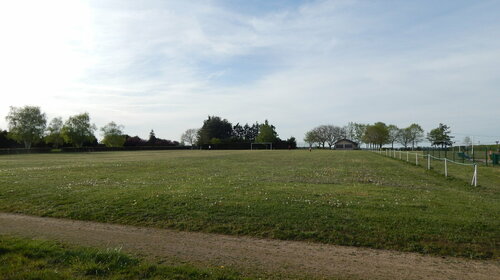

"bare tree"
[304,126,326,148]
[343,122,356,140]
[408,123,424,150]
[181,128,199,146]
[387,124,400,149]
[397,127,412,149]
[323,125,344,148]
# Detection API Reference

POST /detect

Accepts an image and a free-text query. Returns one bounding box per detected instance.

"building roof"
[334,139,358,145]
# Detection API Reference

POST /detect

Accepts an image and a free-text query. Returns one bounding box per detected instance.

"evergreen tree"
[255,120,278,143]
[427,123,453,148]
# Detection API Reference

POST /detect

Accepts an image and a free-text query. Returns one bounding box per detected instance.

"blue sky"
[0,0,499,145]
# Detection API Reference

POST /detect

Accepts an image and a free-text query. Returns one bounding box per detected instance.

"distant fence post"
[416,153,418,166]
[444,158,448,177]
[427,154,431,170]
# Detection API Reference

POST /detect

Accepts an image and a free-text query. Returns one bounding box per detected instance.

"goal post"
[250,142,273,150]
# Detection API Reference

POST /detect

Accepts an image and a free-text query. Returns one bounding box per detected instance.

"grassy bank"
[0,150,498,259]
[0,235,246,280]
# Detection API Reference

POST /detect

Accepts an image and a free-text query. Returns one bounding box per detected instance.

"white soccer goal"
[250,142,273,150]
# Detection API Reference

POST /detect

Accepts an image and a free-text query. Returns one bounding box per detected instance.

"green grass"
[0,235,247,280]
[0,150,499,259]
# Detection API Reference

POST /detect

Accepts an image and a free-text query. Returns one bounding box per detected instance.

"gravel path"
[0,213,498,279]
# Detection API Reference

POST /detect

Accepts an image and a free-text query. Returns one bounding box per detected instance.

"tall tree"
[101,122,126,147]
[242,124,252,142]
[305,126,327,148]
[231,123,245,141]
[351,123,368,145]
[5,105,47,149]
[245,122,260,142]
[427,123,453,148]
[304,130,317,148]
[61,113,96,148]
[316,125,328,148]
[397,127,412,149]
[286,137,297,149]
[387,124,399,149]
[408,123,424,150]
[255,120,278,143]
[181,128,199,146]
[45,117,64,148]
[148,130,157,144]
[343,122,356,140]
[322,125,343,148]
[362,122,389,149]
[197,116,233,145]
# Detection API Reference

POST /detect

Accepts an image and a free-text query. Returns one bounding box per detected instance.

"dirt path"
[0,213,498,280]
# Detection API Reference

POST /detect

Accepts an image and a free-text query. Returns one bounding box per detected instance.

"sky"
[0,0,499,146]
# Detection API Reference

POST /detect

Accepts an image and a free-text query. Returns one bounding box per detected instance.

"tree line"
[1,105,179,149]
[2,105,454,151]
[181,116,297,148]
[304,122,453,149]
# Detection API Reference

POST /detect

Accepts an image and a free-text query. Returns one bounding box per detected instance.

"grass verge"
[0,235,248,280]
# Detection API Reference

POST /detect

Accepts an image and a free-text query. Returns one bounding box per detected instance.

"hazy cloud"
[0,0,499,144]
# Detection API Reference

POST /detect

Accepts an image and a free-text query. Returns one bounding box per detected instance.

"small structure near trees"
[334,139,359,150]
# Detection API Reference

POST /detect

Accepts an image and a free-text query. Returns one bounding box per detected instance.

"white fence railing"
[374,149,478,186]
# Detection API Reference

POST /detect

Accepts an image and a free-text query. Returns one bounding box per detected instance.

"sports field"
[0,150,498,260]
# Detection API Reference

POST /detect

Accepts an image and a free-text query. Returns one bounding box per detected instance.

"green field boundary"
[372,150,479,186]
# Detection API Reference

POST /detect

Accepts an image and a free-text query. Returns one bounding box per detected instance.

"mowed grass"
[0,236,247,280]
[0,150,498,259]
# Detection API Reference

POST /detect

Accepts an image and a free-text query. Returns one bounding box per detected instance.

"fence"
[423,146,500,167]
[375,149,478,186]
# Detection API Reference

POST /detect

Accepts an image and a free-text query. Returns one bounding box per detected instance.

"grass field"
[0,236,247,280]
[0,150,498,259]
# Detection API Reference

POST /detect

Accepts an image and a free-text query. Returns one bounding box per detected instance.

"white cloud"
[0,0,498,144]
